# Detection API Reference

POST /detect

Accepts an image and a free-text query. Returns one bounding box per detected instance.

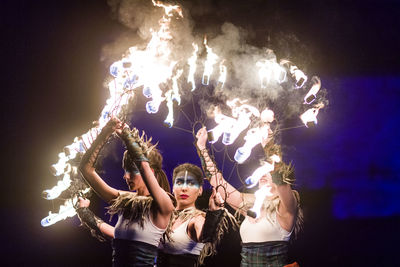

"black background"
[2,0,400,266]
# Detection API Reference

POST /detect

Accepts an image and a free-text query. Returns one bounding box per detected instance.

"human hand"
[115,121,130,138]
[209,188,224,211]
[102,117,121,133]
[78,197,90,208]
[196,127,208,149]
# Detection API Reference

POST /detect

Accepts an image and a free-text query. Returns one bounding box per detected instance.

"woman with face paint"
[157,163,238,267]
[78,117,175,266]
[77,161,236,267]
[195,127,303,267]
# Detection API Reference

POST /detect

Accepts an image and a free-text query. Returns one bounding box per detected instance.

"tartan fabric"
[112,239,158,267]
[241,241,289,267]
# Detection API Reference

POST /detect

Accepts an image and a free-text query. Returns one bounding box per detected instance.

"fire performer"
[195,127,303,267]
[157,163,237,267]
[78,117,174,266]
[77,163,237,267]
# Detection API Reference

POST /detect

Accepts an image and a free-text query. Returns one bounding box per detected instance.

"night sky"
[2,0,400,266]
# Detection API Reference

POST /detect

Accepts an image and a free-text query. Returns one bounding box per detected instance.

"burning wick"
[187,43,198,91]
[202,37,218,85]
[304,76,321,104]
[300,103,325,127]
[247,185,273,219]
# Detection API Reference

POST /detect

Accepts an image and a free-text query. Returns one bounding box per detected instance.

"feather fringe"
[107,192,155,228]
[129,127,157,158]
[163,207,205,244]
[198,209,238,265]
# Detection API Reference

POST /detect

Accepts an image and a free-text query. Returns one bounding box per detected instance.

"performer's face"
[173,170,202,209]
[123,170,144,191]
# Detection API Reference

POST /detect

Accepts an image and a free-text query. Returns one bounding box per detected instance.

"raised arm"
[271,162,298,231]
[190,189,238,263]
[79,119,120,203]
[119,127,174,219]
[195,127,243,212]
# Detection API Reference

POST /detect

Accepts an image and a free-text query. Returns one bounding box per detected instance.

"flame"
[245,162,273,188]
[260,108,274,123]
[208,110,236,144]
[187,43,199,91]
[244,155,280,188]
[300,103,325,127]
[202,37,219,85]
[304,76,321,104]
[43,165,72,200]
[164,91,174,128]
[164,69,183,127]
[234,127,262,164]
[221,99,260,145]
[42,1,184,226]
[290,65,307,89]
[217,61,227,88]
[152,0,183,18]
[41,188,90,227]
[42,0,324,227]
[256,58,287,88]
[249,185,273,218]
[41,199,77,227]
[50,152,70,176]
[246,155,281,217]
[171,69,183,105]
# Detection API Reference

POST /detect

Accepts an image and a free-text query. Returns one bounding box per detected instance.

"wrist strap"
[195,145,219,181]
[80,126,113,169]
[272,161,295,185]
[76,207,106,242]
[121,127,152,164]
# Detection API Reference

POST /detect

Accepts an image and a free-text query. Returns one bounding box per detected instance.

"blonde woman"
[195,127,302,267]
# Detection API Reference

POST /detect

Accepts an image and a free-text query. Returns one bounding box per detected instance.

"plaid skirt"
[241,241,289,267]
[112,239,158,267]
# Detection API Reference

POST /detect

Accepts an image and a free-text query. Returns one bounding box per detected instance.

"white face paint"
[173,170,200,189]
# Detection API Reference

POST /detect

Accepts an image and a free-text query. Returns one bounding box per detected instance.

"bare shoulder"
[186,212,206,242]
[188,211,206,229]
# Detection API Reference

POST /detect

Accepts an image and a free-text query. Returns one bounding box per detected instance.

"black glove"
[121,128,149,163]
[76,207,106,242]
[271,162,295,185]
[201,209,225,243]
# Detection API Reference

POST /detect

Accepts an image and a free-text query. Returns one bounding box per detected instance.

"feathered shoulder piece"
[163,207,204,243]
[174,207,205,222]
[107,192,155,228]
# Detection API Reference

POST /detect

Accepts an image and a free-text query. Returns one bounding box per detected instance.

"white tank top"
[114,212,165,247]
[240,211,292,243]
[160,219,204,255]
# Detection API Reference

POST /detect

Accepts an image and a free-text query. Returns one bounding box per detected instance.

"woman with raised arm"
[157,163,237,267]
[195,127,302,267]
[77,162,236,267]
[78,117,174,266]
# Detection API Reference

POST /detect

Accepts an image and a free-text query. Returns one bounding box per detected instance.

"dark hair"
[172,163,204,187]
[122,145,171,193]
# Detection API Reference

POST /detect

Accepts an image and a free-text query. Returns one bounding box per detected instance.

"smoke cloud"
[102,0,327,129]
